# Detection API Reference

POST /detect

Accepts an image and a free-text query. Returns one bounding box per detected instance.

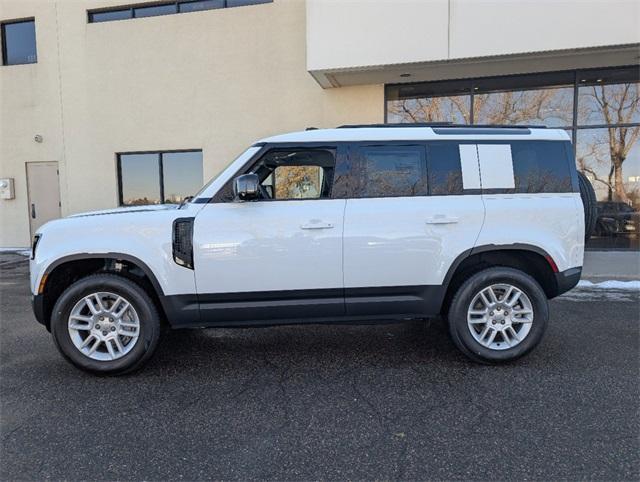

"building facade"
[1,0,639,251]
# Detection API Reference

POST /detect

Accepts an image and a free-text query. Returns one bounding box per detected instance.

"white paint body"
[31,127,584,301]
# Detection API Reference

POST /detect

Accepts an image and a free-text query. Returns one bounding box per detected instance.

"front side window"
[255,149,335,201]
[118,150,203,205]
[1,19,37,65]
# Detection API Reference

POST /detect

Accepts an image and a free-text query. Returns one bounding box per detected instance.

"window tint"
[226,0,272,6]
[162,151,204,203]
[350,146,427,198]
[134,4,178,18]
[119,154,161,206]
[511,141,573,193]
[427,143,464,195]
[89,0,272,23]
[2,20,37,65]
[89,9,132,22]
[254,149,335,201]
[118,150,203,205]
[179,0,224,13]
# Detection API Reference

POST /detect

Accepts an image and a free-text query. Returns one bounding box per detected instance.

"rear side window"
[510,141,573,193]
[350,145,427,198]
[426,142,464,195]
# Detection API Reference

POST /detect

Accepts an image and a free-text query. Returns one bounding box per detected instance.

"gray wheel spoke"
[68,291,140,362]
[467,283,534,351]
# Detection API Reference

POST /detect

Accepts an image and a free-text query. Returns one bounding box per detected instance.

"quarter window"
[118,150,203,205]
[511,141,573,193]
[1,19,37,66]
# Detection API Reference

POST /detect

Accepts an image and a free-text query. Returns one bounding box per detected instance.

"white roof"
[257,127,569,144]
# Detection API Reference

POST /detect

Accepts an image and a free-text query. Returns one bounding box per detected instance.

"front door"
[193,146,345,324]
[26,161,61,237]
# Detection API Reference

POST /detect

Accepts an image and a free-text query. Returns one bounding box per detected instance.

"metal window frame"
[385,65,640,156]
[1,17,37,66]
[117,149,202,206]
[87,0,272,23]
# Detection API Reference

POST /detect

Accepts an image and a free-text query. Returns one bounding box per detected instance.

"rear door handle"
[301,221,334,230]
[426,215,458,225]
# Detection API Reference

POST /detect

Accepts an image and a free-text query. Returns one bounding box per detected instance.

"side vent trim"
[172,217,195,270]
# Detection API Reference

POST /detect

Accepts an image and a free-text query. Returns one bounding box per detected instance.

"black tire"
[578,171,597,241]
[50,274,161,375]
[447,267,548,364]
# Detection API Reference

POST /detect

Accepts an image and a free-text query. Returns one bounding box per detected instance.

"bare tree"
[580,84,640,203]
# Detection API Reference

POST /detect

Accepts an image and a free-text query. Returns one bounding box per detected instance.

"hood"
[68,204,180,218]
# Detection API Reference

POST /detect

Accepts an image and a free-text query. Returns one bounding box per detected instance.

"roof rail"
[337,123,547,129]
[338,122,452,128]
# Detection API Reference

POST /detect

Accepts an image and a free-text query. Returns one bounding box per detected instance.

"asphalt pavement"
[1,253,638,480]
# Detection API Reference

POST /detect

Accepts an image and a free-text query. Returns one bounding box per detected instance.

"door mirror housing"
[233,173,260,201]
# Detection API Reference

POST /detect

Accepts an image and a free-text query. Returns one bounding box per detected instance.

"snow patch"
[577,280,640,291]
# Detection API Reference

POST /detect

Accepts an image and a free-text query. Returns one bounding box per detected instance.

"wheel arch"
[441,244,560,315]
[37,253,167,330]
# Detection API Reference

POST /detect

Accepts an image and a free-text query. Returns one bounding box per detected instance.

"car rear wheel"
[50,274,161,375]
[447,267,548,364]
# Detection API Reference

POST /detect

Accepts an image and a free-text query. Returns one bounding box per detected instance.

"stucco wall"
[307,0,640,72]
[0,0,384,247]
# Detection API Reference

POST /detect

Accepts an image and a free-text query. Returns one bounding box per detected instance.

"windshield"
[191,146,261,200]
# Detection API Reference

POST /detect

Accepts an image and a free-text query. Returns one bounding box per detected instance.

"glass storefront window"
[474,87,573,127]
[577,128,640,249]
[385,66,640,250]
[387,96,470,124]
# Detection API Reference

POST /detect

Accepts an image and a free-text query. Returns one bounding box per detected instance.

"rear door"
[340,142,485,317]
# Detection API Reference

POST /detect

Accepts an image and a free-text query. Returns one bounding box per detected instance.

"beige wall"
[307,0,640,86]
[0,0,384,247]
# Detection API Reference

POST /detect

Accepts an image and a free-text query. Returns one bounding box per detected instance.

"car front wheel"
[50,274,161,375]
[447,267,548,364]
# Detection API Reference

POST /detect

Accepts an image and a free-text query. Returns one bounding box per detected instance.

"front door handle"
[301,221,334,230]
[31,203,36,219]
[426,215,458,225]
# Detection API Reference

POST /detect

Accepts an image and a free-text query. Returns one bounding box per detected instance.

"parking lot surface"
[1,253,639,480]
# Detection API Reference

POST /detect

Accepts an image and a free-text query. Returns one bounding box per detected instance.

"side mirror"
[233,173,260,201]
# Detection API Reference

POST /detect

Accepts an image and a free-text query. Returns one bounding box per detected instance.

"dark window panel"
[162,151,204,203]
[356,146,427,198]
[511,141,573,193]
[134,3,178,18]
[2,20,37,65]
[179,0,225,13]
[89,9,132,22]
[119,154,161,206]
[226,0,272,7]
[426,142,464,195]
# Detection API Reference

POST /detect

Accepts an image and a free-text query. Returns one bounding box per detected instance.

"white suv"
[30,124,585,374]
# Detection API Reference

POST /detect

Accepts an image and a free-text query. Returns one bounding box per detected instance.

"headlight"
[31,234,41,260]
